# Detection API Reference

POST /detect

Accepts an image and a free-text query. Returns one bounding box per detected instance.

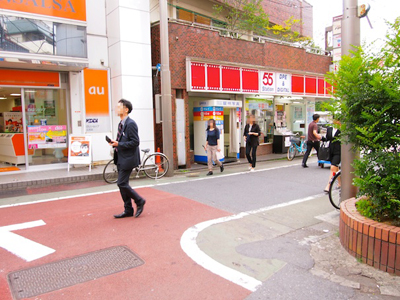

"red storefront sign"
[188,61,331,97]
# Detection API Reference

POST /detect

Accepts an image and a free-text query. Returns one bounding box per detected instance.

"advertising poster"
[3,112,23,133]
[84,69,111,133]
[28,125,67,149]
[68,135,92,165]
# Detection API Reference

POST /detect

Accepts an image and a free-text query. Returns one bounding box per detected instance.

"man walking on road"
[109,99,146,218]
[302,113,322,168]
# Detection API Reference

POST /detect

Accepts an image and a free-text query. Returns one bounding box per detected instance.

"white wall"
[106,0,155,154]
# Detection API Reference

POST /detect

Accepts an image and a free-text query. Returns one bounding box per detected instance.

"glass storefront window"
[0,15,87,58]
[245,98,274,143]
[25,89,68,165]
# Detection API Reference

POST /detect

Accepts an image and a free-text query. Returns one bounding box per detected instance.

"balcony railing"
[166,18,331,57]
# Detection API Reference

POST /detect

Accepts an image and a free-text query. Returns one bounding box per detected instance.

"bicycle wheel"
[287,145,296,161]
[329,172,342,209]
[143,153,169,179]
[103,159,118,184]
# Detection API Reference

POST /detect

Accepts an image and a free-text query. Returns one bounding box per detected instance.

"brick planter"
[340,198,400,275]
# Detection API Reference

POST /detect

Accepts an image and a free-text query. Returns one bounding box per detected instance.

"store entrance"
[0,87,68,172]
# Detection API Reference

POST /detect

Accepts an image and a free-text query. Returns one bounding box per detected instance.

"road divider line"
[0,163,300,209]
[180,193,324,292]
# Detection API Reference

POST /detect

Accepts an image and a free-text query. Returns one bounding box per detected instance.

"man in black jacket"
[109,99,146,218]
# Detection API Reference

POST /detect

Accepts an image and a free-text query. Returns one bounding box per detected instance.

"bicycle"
[328,169,341,209]
[287,134,307,161]
[103,148,169,184]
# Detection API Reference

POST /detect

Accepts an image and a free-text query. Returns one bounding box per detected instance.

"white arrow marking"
[0,220,55,262]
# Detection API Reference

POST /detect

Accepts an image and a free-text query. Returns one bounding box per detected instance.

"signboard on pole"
[68,135,92,171]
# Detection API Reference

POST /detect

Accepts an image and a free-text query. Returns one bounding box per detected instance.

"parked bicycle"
[328,169,341,209]
[287,133,307,161]
[103,148,169,184]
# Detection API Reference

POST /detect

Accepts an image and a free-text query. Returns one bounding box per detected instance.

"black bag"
[318,141,330,161]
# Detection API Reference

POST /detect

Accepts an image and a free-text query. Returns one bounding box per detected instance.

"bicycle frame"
[291,138,306,153]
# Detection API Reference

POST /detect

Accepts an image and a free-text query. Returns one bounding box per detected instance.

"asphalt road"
[154,157,330,213]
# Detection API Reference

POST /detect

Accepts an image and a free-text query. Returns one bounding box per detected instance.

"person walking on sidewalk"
[302,113,322,168]
[243,115,261,172]
[323,119,341,192]
[205,119,224,176]
[109,99,146,219]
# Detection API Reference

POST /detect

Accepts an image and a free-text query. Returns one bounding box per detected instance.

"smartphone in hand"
[105,135,112,143]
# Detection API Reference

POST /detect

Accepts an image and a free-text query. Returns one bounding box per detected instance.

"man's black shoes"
[114,211,134,218]
[220,164,224,172]
[302,164,309,168]
[135,200,146,218]
[206,171,213,176]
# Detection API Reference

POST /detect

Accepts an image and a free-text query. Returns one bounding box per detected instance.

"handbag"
[318,141,330,161]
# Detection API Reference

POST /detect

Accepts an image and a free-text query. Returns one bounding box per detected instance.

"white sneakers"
[250,168,255,172]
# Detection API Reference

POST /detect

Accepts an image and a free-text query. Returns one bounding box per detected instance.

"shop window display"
[245,98,273,144]
[25,89,68,165]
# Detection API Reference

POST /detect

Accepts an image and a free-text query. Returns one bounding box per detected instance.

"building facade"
[0,0,154,173]
[150,0,331,169]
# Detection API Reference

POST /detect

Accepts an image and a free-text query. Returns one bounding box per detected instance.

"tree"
[327,18,400,224]
[213,0,269,36]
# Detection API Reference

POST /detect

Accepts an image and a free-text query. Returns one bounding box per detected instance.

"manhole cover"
[8,246,144,299]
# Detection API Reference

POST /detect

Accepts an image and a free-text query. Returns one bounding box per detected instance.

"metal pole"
[159,0,174,176]
[341,0,360,199]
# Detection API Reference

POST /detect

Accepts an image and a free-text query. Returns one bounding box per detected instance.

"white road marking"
[0,220,55,262]
[180,193,324,292]
[0,163,301,209]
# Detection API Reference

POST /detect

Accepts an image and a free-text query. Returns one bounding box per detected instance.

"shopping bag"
[216,150,224,161]
[318,141,330,161]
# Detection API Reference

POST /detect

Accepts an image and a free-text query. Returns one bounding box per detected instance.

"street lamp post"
[341,0,360,200]
[159,0,174,177]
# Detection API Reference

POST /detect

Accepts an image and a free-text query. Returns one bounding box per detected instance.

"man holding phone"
[108,99,146,218]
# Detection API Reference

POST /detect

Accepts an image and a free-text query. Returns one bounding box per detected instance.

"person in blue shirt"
[205,119,224,176]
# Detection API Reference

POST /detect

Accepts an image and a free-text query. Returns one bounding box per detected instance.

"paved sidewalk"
[0,153,289,190]
[194,195,400,299]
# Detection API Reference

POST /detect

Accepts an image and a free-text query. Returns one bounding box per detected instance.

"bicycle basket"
[290,137,301,146]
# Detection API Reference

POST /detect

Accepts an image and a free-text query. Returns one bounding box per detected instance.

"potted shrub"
[328,18,400,225]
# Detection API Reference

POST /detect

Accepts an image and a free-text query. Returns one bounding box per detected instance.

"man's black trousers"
[302,141,320,166]
[117,167,143,214]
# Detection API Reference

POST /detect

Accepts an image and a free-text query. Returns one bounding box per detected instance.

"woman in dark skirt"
[243,115,261,172]
[324,119,341,192]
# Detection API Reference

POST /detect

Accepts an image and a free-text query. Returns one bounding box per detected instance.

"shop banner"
[188,60,330,98]
[0,0,86,22]
[0,70,60,88]
[28,125,67,149]
[68,135,91,165]
[83,69,111,133]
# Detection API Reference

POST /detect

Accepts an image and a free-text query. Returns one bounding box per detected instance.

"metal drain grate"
[8,246,144,299]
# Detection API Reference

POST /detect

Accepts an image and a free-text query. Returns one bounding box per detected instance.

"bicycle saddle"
[141,148,150,153]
